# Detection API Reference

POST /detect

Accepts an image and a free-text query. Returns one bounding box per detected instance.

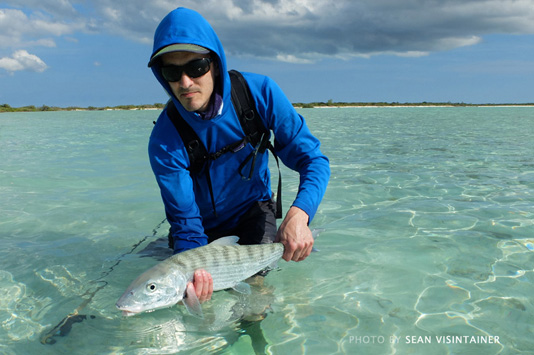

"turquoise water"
[1,107,533,354]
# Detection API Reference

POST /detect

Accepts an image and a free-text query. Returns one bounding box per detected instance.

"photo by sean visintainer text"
[349,335,500,345]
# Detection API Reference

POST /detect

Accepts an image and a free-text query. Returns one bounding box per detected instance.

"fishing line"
[40,218,167,345]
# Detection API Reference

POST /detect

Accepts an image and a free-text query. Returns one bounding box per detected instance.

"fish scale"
[166,243,284,290]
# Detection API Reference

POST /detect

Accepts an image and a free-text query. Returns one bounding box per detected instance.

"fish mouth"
[117,303,157,317]
[116,302,141,317]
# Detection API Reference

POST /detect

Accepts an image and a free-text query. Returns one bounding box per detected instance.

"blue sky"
[1,1,533,107]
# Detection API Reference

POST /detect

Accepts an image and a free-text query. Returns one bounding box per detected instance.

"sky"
[1,0,533,107]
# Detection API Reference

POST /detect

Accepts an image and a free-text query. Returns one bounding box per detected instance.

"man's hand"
[275,206,313,262]
[188,269,213,303]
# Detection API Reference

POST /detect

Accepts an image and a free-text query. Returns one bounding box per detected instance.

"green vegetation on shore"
[293,100,534,108]
[0,103,166,113]
[1,101,533,113]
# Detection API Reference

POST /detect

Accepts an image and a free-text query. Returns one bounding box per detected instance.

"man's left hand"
[275,206,313,262]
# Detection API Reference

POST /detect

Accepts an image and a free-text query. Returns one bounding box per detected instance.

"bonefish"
[116,231,319,318]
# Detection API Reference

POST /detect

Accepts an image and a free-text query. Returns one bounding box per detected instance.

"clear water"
[1,107,533,354]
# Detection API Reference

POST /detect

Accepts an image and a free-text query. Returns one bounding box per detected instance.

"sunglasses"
[160,57,213,82]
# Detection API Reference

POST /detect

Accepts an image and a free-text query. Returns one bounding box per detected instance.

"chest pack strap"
[165,70,282,219]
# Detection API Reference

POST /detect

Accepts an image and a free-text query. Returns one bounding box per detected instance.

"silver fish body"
[176,242,283,291]
[116,236,283,316]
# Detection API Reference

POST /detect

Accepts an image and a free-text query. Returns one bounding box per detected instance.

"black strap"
[166,100,218,217]
[229,70,282,218]
[229,70,268,150]
[166,101,208,174]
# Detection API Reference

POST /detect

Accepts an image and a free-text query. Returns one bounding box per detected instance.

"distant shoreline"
[1,102,533,113]
[0,103,165,113]
[305,104,534,108]
[293,101,534,108]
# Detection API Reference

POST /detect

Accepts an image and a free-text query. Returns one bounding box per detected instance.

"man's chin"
[178,99,205,113]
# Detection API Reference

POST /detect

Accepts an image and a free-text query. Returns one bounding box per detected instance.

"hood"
[150,7,230,120]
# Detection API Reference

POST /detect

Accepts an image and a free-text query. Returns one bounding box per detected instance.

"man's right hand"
[188,269,213,303]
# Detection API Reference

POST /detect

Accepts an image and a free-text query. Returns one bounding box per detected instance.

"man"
[148,8,330,303]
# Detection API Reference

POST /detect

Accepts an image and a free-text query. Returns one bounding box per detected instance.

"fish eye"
[146,283,157,292]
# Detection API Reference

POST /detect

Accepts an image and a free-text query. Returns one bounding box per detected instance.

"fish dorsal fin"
[209,236,239,246]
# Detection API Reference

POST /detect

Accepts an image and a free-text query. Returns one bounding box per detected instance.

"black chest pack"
[163,70,282,219]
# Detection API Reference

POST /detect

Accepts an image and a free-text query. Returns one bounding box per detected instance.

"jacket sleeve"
[148,110,208,253]
[246,74,330,222]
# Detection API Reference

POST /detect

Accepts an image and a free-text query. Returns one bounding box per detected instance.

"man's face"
[160,51,217,112]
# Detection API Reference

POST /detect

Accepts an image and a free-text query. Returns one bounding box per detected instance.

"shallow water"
[1,107,533,354]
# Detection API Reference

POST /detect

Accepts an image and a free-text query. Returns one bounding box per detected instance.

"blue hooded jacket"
[148,8,330,254]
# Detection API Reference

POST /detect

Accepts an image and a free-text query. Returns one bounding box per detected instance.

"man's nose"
[178,72,194,88]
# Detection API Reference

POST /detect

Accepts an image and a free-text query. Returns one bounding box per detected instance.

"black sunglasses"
[160,57,213,82]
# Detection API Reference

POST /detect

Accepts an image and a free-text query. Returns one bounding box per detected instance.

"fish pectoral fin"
[183,283,204,319]
[232,281,251,295]
[311,228,323,240]
[310,229,323,252]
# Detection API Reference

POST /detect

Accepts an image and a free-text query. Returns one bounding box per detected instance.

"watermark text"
[348,335,500,345]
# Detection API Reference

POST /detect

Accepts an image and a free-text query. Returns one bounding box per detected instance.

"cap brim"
[148,44,210,67]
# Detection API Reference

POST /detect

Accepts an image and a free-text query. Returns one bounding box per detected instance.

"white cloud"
[4,0,79,17]
[0,50,48,73]
[276,54,314,64]
[0,8,82,48]
[2,0,534,61]
[151,0,534,60]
